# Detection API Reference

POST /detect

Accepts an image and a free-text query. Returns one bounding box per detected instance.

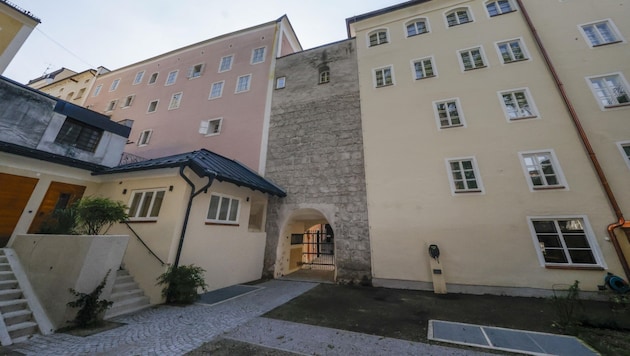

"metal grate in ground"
[197,284,263,306]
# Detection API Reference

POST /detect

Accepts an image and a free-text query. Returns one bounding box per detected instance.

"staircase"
[105,269,151,319]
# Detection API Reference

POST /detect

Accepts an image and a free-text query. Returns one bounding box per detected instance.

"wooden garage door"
[0,173,39,246]
[28,182,86,234]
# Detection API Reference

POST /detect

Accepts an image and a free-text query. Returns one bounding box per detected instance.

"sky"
[4,0,405,84]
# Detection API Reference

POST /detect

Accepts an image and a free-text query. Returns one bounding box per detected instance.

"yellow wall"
[0,12,22,54]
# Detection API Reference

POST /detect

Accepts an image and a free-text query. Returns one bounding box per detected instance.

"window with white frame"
[580,20,623,47]
[319,70,330,84]
[446,157,483,193]
[434,99,464,128]
[412,57,436,79]
[497,38,528,63]
[459,47,486,70]
[165,70,178,86]
[147,100,158,113]
[486,0,515,17]
[168,92,183,110]
[235,74,251,93]
[520,151,566,190]
[528,217,601,266]
[368,29,389,47]
[138,129,152,146]
[148,72,158,85]
[122,95,135,108]
[446,8,472,27]
[128,189,166,221]
[276,76,286,89]
[206,193,240,224]
[109,79,120,92]
[587,73,630,109]
[499,88,537,120]
[374,66,393,87]
[199,118,222,136]
[251,47,266,64]
[92,84,102,97]
[188,63,205,78]
[617,141,630,170]
[133,71,145,85]
[106,99,118,112]
[209,81,224,99]
[219,55,233,72]
[406,19,429,37]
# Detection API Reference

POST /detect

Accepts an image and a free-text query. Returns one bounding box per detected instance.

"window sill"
[604,103,630,109]
[489,10,517,17]
[205,222,239,227]
[125,220,158,223]
[406,32,429,38]
[368,42,389,48]
[503,58,529,64]
[376,83,394,88]
[448,21,472,28]
[533,185,565,191]
[415,75,436,80]
[592,40,623,48]
[545,265,604,271]
[464,66,487,71]
[454,189,482,194]
[440,124,464,129]
[509,115,538,121]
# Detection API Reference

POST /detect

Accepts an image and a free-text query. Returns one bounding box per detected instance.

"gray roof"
[94,149,286,197]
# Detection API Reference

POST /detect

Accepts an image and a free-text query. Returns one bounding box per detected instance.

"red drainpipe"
[516,0,629,280]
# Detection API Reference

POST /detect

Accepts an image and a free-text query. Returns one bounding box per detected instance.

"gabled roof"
[94,149,286,197]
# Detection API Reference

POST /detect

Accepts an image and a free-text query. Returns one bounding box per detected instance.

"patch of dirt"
[186,338,299,356]
[58,320,125,337]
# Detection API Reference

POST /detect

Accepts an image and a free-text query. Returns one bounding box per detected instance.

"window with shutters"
[199,118,222,136]
[189,63,205,79]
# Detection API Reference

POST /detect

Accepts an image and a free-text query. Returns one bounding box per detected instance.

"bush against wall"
[156,265,208,304]
[38,196,127,235]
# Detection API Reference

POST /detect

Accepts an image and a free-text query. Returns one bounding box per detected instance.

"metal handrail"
[124,222,166,266]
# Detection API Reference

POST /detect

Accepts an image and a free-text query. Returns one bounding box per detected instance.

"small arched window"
[368,29,389,47]
[485,0,515,17]
[445,8,473,27]
[319,70,330,84]
[406,19,429,37]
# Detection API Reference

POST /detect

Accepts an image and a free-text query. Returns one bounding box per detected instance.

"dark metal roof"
[0,140,107,171]
[345,0,431,38]
[94,149,287,197]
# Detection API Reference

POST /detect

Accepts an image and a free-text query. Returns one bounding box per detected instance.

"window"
[133,71,145,85]
[122,95,135,108]
[446,8,472,27]
[188,64,204,78]
[251,47,266,64]
[147,100,159,113]
[497,38,529,63]
[165,70,178,86]
[368,30,388,47]
[406,19,429,37]
[138,129,152,146]
[412,57,436,79]
[148,72,158,85]
[319,70,330,84]
[580,20,623,47]
[616,141,630,170]
[199,118,222,136]
[276,77,286,89]
[206,194,240,224]
[106,99,118,112]
[434,99,465,129]
[520,151,566,190]
[168,92,183,110]
[486,0,514,17]
[374,66,393,87]
[459,47,486,70]
[587,73,630,109]
[128,189,165,221]
[235,74,251,93]
[209,81,224,99]
[109,79,120,92]
[528,217,602,266]
[499,88,537,120]
[219,55,233,72]
[54,118,102,152]
[92,84,102,97]
[76,88,86,99]
[66,92,74,100]
[446,157,483,193]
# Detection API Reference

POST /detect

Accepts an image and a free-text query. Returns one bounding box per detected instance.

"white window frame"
[209,81,224,99]
[527,215,606,268]
[444,7,474,28]
[165,70,178,86]
[373,66,394,88]
[235,74,252,93]
[585,72,630,110]
[276,76,286,89]
[497,87,539,121]
[92,84,102,97]
[519,149,567,191]
[405,18,430,37]
[106,99,118,112]
[616,141,630,170]
[367,29,389,47]
[188,63,205,79]
[485,0,516,18]
[133,71,145,85]
[219,55,233,72]
[109,78,120,92]
[147,100,159,113]
[411,56,437,80]
[445,156,484,195]
[127,188,166,221]
[578,19,624,48]
[319,70,330,84]
[457,46,488,71]
[251,47,266,64]
[122,94,135,108]
[495,37,530,64]
[433,98,466,129]
[168,92,183,110]
[148,72,159,85]
[206,193,241,224]
[138,129,152,147]
[199,118,223,137]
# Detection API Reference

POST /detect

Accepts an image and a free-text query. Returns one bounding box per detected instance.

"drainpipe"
[173,166,216,268]
[516,0,629,280]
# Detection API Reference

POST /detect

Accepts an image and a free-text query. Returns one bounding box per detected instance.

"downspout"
[516,0,629,279]
[173,166,216,268]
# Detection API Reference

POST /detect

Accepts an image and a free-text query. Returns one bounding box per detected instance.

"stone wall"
[263,39,371,283]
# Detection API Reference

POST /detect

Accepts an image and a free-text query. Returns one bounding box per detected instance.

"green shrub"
[38,206,78,234]
[156,265,208,304]
[74,196,128,235]
[67,270,113,328]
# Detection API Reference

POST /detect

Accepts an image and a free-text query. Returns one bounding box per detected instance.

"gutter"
[516,0,629,280]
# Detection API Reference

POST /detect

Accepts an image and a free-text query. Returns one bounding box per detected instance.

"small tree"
[156,265,208,304]
[74,196,128,235]
[67,270,113,328]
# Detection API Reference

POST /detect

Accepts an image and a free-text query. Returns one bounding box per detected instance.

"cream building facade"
[29,67,109,106]
[0,0,39,74]
[348,0,629,296]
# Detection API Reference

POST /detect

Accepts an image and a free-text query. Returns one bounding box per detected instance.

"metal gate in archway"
[292,224,334,271]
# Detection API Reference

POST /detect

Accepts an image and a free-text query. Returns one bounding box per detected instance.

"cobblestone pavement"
[5,280,488,355]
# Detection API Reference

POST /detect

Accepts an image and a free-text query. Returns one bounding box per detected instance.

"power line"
[35,27,95,68]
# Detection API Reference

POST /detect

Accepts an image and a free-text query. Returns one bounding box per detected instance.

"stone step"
[0,299,28,314]
[7,321,38,340]
[112,281,139,294]
[106,295,150,318]
[3,309,33,325]
[0,272,15,281]
[0,280,18,290]
[0,288,22,301]
[114,275,134,285]
[110,289,144,303]
[116,269,130,277]
[0,263,11,272]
